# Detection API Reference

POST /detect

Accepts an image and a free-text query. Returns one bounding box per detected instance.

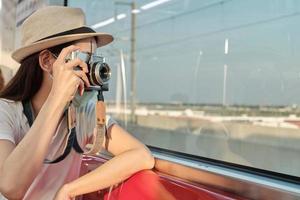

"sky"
[69,0,300,106]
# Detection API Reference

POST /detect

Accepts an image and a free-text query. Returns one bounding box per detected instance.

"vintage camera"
[66,50,111,90]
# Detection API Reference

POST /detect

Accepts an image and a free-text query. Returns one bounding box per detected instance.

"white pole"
[116,63,122,114]
[225,38,229,55]
[120,50,128,127]
[193,50,203,103]
[223,64,227,105]
[223,38,229,105]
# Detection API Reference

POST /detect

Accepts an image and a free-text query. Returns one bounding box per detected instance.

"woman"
[0,6,154,200]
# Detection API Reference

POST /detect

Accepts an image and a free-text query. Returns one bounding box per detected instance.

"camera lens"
[89,62,111,86]
[99,63,111,83]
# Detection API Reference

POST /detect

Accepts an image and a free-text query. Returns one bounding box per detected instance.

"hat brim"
[12,32,114,63]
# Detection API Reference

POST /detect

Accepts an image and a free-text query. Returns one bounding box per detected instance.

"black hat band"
[36,26,96,42]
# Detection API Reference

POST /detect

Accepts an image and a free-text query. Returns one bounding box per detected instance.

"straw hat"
[12,6,114,63]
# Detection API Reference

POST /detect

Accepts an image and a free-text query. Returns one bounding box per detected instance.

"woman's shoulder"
[0,98,28,144]
[0,98,21,106]
[0,98,23,113]
[0,98,15,103]
[0,97,28,131]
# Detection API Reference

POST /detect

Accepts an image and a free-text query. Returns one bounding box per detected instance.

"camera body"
[66,50,111,90]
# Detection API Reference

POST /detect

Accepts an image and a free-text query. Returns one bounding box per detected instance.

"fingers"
[58,45,89,73]
[78,80,85,96]
[74,78,84,97]
[65,58,88,73]
[57,45,80,63]
[51,45,92,102]
[69,78,84,100]
[63,55,91,87]
[73,70,90,88]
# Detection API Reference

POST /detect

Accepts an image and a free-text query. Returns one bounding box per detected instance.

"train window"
[68,0,300,178]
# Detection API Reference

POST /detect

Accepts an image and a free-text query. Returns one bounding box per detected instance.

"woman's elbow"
[0,179,26,200]
[146,154,155,169]
[140,149,155,170]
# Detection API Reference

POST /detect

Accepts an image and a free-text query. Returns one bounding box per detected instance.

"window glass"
[69,0,300,177]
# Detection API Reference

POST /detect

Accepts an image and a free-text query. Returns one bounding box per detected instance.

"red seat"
[81,157,243,200]
[104,170,176,200]
[103,170,220,200]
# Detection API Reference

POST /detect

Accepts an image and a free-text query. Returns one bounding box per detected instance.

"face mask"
[72,90,97,107]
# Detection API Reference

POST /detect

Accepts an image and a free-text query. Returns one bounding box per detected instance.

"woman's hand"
[54,185,73,200]
[49,45,91,106]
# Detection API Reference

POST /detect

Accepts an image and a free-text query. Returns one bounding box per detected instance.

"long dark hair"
[0,42,73,101]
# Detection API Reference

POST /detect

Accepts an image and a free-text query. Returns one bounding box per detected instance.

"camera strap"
[84,100,108,155]
[21,100,84,164]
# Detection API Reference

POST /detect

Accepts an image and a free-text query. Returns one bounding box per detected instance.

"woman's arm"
[0,45,89,199]
[55,124,155,199]
[0,96,66,199]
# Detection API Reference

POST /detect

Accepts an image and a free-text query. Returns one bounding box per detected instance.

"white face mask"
[72,90,97,107]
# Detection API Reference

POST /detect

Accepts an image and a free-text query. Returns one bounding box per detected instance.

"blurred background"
[1,0,300,178]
